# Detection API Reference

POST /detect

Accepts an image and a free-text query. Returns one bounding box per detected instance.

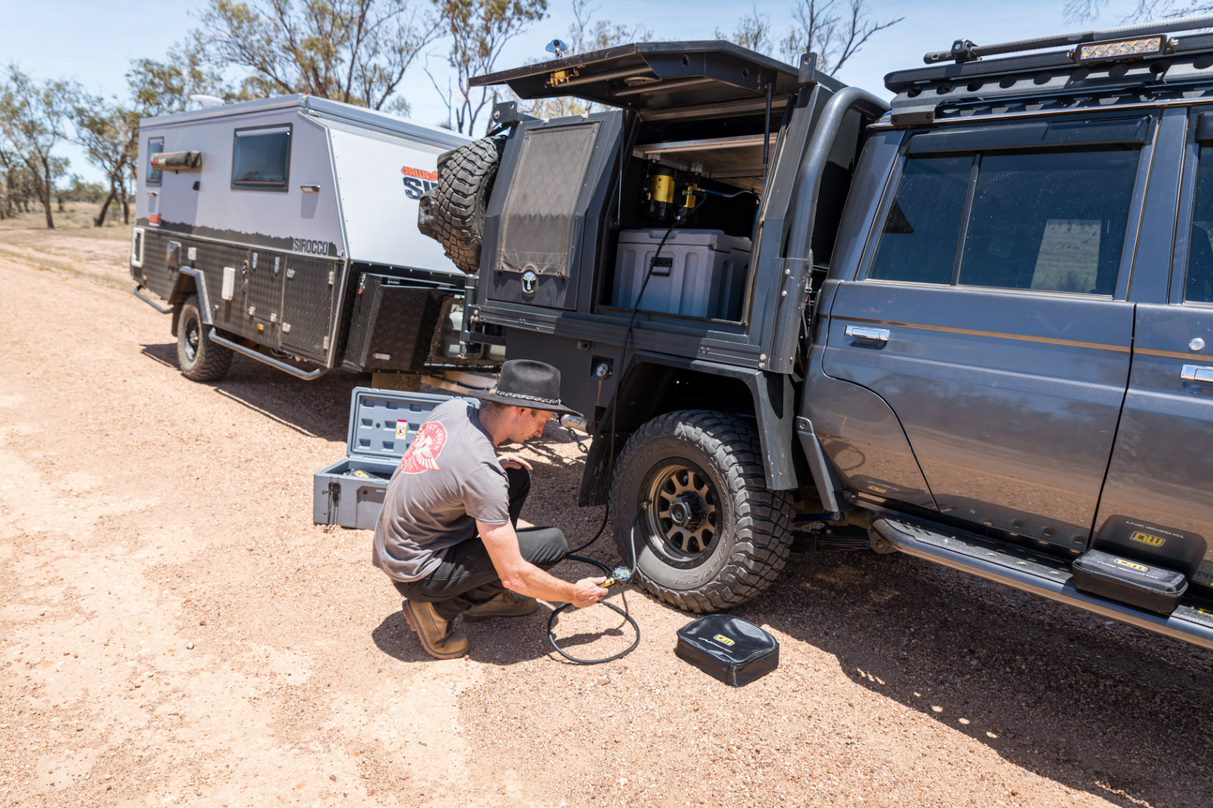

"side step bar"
[208,329,328,381]
[132,285,173,314]
[872,517,1213,651]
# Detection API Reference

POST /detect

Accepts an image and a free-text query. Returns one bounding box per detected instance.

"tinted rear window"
[1187,144,1213,303]
[959,150,1135,296]
[868,146,1139,296]
[869,155,970,285]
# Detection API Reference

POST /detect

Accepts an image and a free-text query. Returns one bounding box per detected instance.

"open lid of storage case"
[471,41,805,113]
[345,387,459,462]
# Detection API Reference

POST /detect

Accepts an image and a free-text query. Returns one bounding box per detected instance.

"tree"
[720,0,901,76]
[72,94,140,226]
[780,0,902,74]
[127,36,238,118]
[0,66,73,229]
[196,0,439,111]
[523,0,651,119]
[715,5,778,56]
[432,0,549,134]
[1062,0,1199,20]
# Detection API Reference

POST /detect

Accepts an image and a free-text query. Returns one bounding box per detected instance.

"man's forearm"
[504,561,580,603]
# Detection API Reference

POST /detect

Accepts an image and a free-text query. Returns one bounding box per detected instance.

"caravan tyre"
[420,138,503,274]
[176,295,233,382]
[610,410,795,613]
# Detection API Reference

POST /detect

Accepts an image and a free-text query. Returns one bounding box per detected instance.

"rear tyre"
[418,138,503,274]
[610,410,795,613]
[176,295,232,382]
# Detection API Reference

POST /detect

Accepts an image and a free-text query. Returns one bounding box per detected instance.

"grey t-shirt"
[372,399,510,582]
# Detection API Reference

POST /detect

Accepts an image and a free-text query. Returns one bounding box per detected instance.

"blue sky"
[0,0,1128,183]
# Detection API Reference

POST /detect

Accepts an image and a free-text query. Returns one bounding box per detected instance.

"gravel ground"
[1,224,1211,807]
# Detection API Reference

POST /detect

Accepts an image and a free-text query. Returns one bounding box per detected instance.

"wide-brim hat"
[476,359,580,416]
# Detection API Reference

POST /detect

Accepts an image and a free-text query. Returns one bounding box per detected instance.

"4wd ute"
[420,17,1213,650]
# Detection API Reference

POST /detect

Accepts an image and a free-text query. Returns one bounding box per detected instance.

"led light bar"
[1074,35,1171,63]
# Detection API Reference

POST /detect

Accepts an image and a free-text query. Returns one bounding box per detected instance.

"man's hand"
[498,453,533,472]
[571,577,609,608]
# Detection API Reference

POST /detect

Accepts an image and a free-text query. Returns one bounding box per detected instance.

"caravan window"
[146,137,164,186]
[231,125,291,190]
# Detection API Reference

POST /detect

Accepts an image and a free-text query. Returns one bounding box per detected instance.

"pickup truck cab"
[421,17,1213,650]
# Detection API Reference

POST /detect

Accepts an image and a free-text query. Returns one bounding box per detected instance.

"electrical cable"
[566,212,687,556]
[548,188,722,663]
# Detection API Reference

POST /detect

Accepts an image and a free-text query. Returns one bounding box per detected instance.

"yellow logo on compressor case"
[1129,531,1166,548]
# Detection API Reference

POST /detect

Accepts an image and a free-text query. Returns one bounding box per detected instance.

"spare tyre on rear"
[418,137,503,274]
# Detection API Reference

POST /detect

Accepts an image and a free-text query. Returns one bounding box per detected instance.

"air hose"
[547,519,643,665]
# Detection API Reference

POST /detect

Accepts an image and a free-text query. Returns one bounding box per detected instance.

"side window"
[231,126,291,190]
[869,155,970,284]
[959,150,1135,295]
[868,143,1140,296]
[146,137,164,186]
[1186,144,1213,303]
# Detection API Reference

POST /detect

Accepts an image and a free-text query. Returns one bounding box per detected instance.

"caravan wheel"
[176,296,233,382]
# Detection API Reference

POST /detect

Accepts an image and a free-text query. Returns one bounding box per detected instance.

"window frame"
[230,124,292,192]
[860,116,1153,301]
[146,137,165,186]
[1174,111,1213,308]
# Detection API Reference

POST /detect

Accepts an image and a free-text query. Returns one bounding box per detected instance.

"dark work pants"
[393,466,568,621]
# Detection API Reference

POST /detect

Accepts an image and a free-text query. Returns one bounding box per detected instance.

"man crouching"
[373,359,607,659]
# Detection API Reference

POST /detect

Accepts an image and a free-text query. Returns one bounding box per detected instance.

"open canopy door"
[471,41,804,114]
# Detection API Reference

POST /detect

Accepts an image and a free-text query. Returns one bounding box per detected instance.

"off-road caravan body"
[130,95,495,382]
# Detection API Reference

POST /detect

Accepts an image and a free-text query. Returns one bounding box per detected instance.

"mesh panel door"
[491,121,600,310]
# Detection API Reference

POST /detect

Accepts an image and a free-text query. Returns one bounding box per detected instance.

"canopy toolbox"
[313,387,455,529]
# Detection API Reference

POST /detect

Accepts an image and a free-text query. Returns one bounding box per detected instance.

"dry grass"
[0,203,133,292]
[0,202,133,240]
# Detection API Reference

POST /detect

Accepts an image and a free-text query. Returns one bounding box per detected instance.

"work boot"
[401,600,469,660]
[462,591,539,620]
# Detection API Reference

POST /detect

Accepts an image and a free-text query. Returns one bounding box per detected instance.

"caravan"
[130,95,499,383]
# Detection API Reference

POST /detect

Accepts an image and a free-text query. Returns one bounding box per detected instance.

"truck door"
[1094,110,1213,588]
[822,115,1151,553]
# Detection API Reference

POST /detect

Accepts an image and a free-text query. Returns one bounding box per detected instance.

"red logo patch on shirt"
[400,421,447,474]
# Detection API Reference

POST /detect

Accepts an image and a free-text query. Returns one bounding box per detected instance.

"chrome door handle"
[1181,364,1213,383]
[845,325,891,344]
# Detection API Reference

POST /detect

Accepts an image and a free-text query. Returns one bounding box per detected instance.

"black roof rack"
[922,13,1213,64]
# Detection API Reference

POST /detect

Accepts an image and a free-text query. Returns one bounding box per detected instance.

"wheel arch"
[168,268,207,337]
[579,355,803,506]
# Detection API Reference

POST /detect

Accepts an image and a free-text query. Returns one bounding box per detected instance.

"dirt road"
[1,225,1211,807]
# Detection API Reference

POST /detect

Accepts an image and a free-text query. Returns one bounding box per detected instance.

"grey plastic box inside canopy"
[612,229,751,320]
[314,388,457,529]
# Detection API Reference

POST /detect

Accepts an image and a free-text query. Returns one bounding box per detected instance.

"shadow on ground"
[142,342,370,441]
[372,605,600,665]
[737,548,1213,807]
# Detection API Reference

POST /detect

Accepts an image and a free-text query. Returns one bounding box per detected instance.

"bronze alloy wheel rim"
[642,460,721,569]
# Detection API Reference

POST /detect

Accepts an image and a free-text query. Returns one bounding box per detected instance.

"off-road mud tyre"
[418,137,503,274]
[176,295,232,382]
[609,410,795,613]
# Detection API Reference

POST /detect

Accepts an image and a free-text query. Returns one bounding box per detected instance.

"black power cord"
[548,193,721,664]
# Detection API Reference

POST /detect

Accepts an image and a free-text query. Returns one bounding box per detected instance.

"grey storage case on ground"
[611,228,751,320]
[313,387,456,529]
